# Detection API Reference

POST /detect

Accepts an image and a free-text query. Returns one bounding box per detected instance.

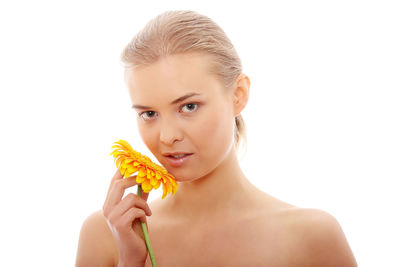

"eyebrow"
[132,92,201,109]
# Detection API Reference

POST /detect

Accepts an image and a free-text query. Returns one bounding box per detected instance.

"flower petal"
[136,175,145,184]
[111,139,178,198]
[162,183,167,199]
[166,181,172,193]
[142,180,152,193]
[138,167,146,177]
[154,180,161,189]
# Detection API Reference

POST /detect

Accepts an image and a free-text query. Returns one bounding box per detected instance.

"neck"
[163,146,257,224]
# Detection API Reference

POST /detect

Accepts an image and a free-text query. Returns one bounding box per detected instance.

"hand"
[102,169,152,266]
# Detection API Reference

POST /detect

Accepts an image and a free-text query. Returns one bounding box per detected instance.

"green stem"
[137,185,157,267]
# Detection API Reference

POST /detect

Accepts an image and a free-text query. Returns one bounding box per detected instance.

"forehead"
[125,53,222,103]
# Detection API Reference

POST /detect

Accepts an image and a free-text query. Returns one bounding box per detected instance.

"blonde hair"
[121,10,247,152]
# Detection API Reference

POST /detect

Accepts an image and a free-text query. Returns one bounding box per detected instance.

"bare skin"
[76,52,358,266]
[77,180,358,267]
[142,189,358,266]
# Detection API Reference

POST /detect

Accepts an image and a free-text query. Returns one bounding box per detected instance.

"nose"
[159,118,183,145]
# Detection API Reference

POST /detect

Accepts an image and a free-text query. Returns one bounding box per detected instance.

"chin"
[168,170,199,182]
[170,165,216,184]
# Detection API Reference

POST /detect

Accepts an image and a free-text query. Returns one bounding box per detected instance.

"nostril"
[159,124,183,145]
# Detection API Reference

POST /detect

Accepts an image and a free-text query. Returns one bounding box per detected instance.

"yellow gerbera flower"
[109,139,178,199]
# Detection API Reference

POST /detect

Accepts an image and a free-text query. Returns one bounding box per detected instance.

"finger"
[116,193,152,216]
[106,169,123,196]
[118,207,147,230]
[104,175,138,208]
[137,215,149,233]
[111,168,123,183]
[109,169,135,188]
[131,210,148,232]
[139,213,148,225]
[131,212,147,240]
[126,208,147,227]
[114,168,123,179]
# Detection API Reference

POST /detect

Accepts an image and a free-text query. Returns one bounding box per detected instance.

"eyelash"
[138,102,200,121]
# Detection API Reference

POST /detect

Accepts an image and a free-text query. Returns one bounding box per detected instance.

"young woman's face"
[124,53,236,181]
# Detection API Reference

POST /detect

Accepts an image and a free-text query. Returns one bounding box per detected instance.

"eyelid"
[137,102,201,121]
[138,110,157,121]
[138,110,153,116]
[179,102,200,113]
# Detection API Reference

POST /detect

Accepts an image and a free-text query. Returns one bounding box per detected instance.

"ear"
[232,73,250,116]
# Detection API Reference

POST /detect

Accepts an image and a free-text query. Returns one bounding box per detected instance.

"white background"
[0,1,399,266]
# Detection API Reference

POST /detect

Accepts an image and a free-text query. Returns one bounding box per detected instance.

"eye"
[181,103,198,113]
[139,111,157,121]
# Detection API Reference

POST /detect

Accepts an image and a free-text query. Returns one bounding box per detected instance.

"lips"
[163,152,193,167]
[167,153,191,158]
[163,152,193,157]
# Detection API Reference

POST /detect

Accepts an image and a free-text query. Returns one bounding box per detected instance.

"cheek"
[194,105,234,155]
[137,123,158,151]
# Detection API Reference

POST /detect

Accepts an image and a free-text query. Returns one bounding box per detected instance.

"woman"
[76,10,357,267]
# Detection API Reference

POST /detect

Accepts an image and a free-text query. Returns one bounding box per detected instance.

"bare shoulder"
[278,207,358,267]
[250,192,357,266]
[75,209,118,267]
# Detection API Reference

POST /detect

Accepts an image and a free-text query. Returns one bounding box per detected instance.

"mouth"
[163,153,194,167]
[166,153,192,158]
